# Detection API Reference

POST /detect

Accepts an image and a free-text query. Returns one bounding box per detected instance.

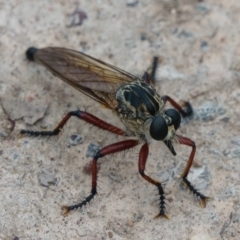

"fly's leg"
[20,110,125,137]
[138,143,168,219]
[177,135,210,208]
[62,139,139,216]
[161,95,193,117]
[149,57,158,83]
[142,57,159,85]
[162,95,192,156]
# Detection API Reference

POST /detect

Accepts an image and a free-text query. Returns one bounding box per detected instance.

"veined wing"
[28,47,140,109]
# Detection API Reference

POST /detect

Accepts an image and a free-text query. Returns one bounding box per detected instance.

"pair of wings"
[32,47,145,109]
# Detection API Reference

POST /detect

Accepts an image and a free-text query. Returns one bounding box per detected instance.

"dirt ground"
[0,0,240,239]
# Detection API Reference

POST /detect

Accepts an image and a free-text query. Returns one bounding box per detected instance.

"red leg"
[20,110,125,137]
[62,139,139,216]
[138,143,168,219]
[177,135,210,208]
[161,95,193,117]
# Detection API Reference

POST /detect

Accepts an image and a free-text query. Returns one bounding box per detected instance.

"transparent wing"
[33,47,139,109]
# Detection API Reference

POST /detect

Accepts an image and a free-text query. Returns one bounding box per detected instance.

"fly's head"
[149,109,181,141]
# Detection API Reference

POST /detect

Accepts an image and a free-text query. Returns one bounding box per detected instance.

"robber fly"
[20,47,209,218]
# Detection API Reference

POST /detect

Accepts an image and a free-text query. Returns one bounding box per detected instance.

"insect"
[20,47,209,218]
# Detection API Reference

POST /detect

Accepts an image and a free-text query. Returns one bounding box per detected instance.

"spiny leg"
[138,143,168,219]
[20,109,125,137]
[62,139,139,216]
[161,95,193,117]
[177,135,210,208]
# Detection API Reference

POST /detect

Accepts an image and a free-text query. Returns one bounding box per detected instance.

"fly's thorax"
[115,80,164,139]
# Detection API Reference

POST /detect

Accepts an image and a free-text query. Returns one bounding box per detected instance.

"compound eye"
[150,115,168,141]
[165,109,181,130]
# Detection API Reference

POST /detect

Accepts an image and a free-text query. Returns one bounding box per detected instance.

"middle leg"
[62,139,139,216]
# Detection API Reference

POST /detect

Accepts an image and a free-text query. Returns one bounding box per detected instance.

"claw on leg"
[154,212,169,219]
[61,205,71,217]
[199,196,211,208]
[182,177,210,208]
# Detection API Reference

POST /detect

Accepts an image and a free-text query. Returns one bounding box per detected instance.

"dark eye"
[150,115,168,140]
[165,109,181,130]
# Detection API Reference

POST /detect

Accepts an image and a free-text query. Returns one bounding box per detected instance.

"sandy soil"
[0,0,240,239]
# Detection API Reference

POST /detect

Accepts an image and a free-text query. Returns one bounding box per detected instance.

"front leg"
[20,109,125,137]
[177,135,210,208]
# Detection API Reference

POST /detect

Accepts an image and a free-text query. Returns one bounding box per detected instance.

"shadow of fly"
[20,47,209,218]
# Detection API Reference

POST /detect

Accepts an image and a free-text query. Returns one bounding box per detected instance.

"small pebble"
[193,102,225,121]
[108,173,121,182]
[69,134,84,146]
[178,30,194,40]
[223,148,240,158]
[86,143,100,158]
[196,3,211,14]
[67,8,87,27]
[39,172,57,187]
[157,168,175,182]
[231,136,240,146]
[200,41,209,51]
[126,0,138,7]
[108,232,113,238]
